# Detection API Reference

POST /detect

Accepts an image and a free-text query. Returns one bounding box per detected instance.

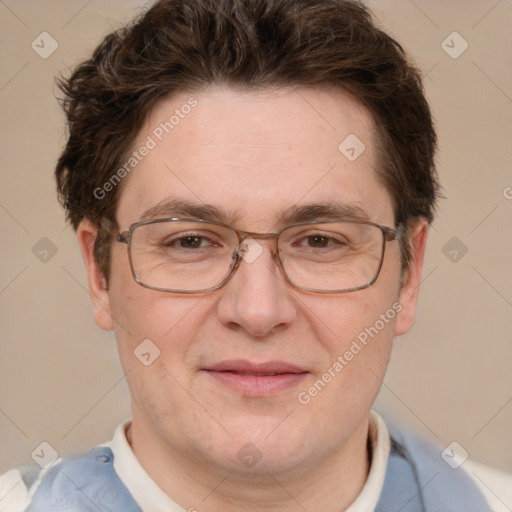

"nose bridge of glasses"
[239,230,279,240]
[235,231,280,263]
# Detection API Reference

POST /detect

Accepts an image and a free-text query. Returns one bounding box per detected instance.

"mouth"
[220,371,284,376]
[203,360,309,397]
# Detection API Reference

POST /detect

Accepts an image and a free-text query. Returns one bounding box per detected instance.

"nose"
[216,238,297,338]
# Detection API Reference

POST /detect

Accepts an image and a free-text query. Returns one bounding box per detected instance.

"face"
[78,85,427,479]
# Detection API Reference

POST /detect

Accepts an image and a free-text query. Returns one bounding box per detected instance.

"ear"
[394,218,429,337]
[76,219,114,331]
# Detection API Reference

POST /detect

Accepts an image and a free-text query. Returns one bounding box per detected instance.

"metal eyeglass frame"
[116,217,403,294]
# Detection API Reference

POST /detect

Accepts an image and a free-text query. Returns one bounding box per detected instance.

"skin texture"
[77,85,428,512]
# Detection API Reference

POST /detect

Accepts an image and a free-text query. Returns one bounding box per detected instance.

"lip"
[203,360,309,397]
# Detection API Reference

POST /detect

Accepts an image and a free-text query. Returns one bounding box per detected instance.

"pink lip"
[203,360,308,397]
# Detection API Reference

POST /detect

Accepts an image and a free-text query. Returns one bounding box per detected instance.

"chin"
[210,419,315,475]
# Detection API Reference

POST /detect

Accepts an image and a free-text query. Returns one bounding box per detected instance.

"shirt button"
[95,454,111,463]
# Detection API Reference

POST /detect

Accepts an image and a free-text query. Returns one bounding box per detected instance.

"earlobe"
[76,219,114,331]
[394,219,429,337]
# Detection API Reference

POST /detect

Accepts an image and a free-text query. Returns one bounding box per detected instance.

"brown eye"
[307,235,330,248]
[178,236,203,248]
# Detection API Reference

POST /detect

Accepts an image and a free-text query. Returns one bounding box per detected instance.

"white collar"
[108,410,390,512]
[346,411,390,512]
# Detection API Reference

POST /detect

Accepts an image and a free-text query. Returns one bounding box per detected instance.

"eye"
[296,233,346,249]
[162,233,220,249]
[177,236,206,249]
[305,235,332,248]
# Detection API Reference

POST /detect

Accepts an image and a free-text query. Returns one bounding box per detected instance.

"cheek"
[106,249,205,379]
[106,279,209,428]
[109,244,189,338]
[297,298,396,426]
[291,297,396,459]
[294,264,400,408]
[300,288,398,357]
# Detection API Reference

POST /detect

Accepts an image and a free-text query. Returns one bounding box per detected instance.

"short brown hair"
[55,0,439,282]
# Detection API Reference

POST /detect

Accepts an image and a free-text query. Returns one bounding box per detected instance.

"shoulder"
[0,446,140,512]
[0,465,41,512]
[464,459,512,512]
[386,422,511,512]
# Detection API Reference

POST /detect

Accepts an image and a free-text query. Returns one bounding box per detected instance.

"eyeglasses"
[115,218,402,294]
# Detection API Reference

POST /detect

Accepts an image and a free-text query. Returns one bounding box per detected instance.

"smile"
[203,360,309,397]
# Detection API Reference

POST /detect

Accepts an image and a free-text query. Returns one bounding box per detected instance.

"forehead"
[116,85,394,229]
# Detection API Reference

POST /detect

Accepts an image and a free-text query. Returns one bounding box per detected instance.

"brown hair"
[55,0,439,283]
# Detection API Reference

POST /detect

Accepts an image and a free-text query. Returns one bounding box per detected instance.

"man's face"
[81,85,424,476]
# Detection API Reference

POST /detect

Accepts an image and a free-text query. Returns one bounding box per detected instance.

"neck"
[128,413,371,512]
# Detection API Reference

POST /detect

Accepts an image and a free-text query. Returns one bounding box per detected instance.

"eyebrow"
[137,199,239,224]
[281,202,370,224]
[136,199,370,225]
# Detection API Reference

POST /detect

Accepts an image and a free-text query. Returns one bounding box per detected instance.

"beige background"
[1,0,511,476]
